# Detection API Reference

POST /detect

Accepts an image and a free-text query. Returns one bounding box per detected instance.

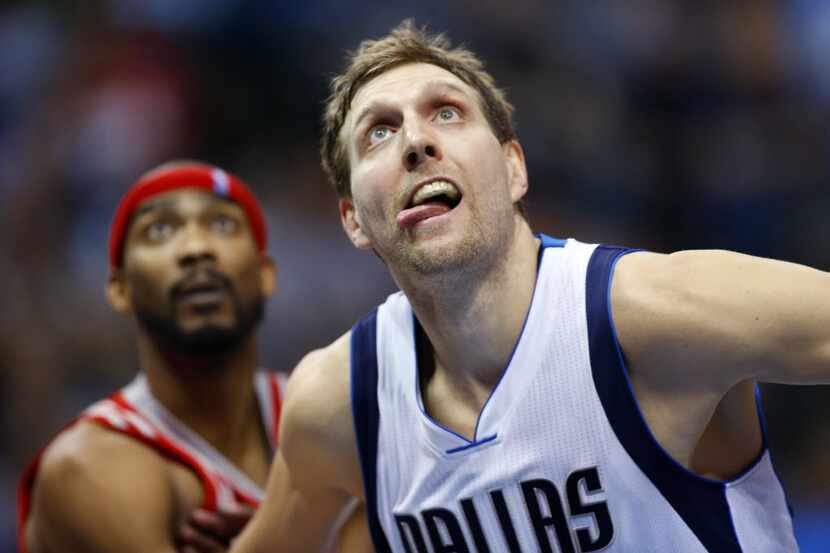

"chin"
[138,297,263,358]
[406,234,485,275]
[404,214,512,277]
[173,326,248,357]
[179,316,236,334]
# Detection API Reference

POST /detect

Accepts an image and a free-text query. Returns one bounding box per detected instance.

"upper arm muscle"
[27,422,178,553]
[232,333,364,553]
[613,249,830,389]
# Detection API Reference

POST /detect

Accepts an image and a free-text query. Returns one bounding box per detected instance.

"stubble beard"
[402,222,488,276]
[387,201,514,285]
[135,294,264,361]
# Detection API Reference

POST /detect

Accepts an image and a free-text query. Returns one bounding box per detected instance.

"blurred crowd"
[2,0,829,550]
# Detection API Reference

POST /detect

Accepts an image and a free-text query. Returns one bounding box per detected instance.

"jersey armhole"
[586,245,745,552]
[350,309,394,552]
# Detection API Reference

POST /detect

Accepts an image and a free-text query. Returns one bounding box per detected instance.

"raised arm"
[24,422,183,553]
[613,249,830,390]
[607,249,830,470]
[231,332,366,553]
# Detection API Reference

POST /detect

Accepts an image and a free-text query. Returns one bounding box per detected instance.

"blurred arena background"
[2,1,829,549]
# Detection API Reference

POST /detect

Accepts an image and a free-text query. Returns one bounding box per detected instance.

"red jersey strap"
[106,392,220,510]
[16,397,222,553]
[18,375,279,552]
[106,391,261,508]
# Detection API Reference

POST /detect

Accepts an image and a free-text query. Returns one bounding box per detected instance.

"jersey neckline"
[121,371,276,500]
[411,235,567,455]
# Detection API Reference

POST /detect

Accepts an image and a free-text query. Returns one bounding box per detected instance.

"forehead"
[346,63,479,125]
[133,188,240,217]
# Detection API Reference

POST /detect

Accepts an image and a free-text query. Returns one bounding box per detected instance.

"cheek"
[125,248,174,284]
[351,156,398,206]
[469,138,513,197]
[228,256,266,298]
[127,268,171,308]
[349,185,388,234]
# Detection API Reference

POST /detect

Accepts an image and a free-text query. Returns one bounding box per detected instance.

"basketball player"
[20,162,284,553]
[231,21,824,552]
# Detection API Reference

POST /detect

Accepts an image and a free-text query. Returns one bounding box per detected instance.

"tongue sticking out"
[397,202,451,229]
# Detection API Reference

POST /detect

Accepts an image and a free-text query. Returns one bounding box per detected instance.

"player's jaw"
[135,267,264,358]
[356,177,488,278]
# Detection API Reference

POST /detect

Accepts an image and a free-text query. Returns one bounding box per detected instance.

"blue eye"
[437,107,459,121]
[368,125,394,145]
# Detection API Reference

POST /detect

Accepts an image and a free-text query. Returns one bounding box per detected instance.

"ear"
[503,140,528,204]
[259,255,278,298]
[106,270,131,313]
[339,197,373,250]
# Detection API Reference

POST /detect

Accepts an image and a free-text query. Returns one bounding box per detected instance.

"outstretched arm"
[230,333,366,553]
[614,249,830,390]
[610,249,830,468]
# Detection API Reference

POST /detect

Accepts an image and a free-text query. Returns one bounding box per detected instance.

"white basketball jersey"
[351,236,798,552]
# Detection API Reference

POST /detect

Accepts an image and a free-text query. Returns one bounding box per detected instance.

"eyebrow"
[132,199,176,219]
[351,100,394,136]
[351,79,473,133]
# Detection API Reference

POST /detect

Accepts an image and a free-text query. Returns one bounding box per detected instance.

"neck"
[399,221,540,386]
[135,332,262,458]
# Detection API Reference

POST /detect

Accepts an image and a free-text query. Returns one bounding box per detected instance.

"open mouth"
[397,179,462,229]
[174,278,229,307]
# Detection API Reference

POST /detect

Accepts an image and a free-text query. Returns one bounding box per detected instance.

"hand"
[176,505,255,553]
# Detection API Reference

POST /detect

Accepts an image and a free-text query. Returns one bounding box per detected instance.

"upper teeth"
[411,181,460,206]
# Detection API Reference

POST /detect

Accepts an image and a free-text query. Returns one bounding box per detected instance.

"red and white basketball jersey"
[17,370,285,551]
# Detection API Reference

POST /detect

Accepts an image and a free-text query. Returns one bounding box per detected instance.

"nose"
[402,121,442,172]
[177,223,216,268]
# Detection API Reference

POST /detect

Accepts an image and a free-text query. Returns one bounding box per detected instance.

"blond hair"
[321,19,516,198]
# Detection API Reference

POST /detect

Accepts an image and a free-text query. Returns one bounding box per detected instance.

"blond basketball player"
[232,21,823,553]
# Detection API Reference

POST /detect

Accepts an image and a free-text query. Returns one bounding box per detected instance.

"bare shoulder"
[286,331,351,405]
[610,250,747,359]
[609,251,667,346]
[284,330,352,431]
[36,419,170,498]
[281,331,361,494]
[27,420,175,552]
[612,248,803,336]
[611,248,826,383]
[229,333,361,553]
[615,248,777,287]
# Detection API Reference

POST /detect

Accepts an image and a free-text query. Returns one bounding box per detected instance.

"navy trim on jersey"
[467,235,560,444]
[350,309,394,553]
[412,314,502,454]
[445,434,498,454]
[586,245,744,553]
[754,385,795,518]
[753,385,768,450]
